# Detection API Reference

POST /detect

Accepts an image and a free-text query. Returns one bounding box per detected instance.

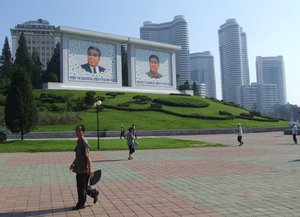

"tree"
[0,36,13,78]
[0,37,14,93]
[14,32,32,74]
[121,45,128,86]
[44,42,60,82]
[84,91,96,106]
[31,49,43,89]
[5,66,38,140]
[192,81,199,96]
[178,80,190,91]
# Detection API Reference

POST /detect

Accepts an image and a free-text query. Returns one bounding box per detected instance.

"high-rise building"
[237,83,278,115]
[11,19,60,69]
[140,15,190,86]
[190,51,216,98]
[218,19,250,104]
[256,56,287,104]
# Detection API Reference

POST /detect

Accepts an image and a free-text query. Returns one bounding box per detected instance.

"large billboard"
[68,38,117,83]
[134,48,173,87]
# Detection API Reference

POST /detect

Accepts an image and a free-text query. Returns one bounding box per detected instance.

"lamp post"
[94,98,102,150]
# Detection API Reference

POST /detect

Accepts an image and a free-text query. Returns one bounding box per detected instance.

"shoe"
[72,205,85,210]
[93,190,99,204]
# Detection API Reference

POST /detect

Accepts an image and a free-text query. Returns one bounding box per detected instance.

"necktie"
[93,67,97,73]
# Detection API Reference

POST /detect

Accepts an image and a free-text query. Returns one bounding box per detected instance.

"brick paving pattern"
[0,132,300,216]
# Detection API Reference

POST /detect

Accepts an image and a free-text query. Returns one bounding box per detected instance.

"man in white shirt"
[291,123,298,144]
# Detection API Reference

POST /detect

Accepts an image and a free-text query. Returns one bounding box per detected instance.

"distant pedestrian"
[2,123,7,136]
[132,124,137,138]
[120,126,126,139]
[70,124,99,210]
[237,123,244,146]
[291,123,298,144]
[127,127,137,160]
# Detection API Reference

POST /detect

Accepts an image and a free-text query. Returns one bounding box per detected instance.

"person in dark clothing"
[70,124,99,210]
[127,127,136,160]
[120,126,126,139]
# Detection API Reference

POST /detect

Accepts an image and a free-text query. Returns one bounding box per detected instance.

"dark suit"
[81,63,105,73]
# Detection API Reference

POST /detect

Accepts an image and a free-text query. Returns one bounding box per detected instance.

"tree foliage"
[0,36,13,77]
[192,81,199,96]
[14,32,32,74]
[0,37,14,92]
[31,49,43,89]
[84,91,96,106]
[178,80,191,91]
[4,66,38,140]
[44,42,60,82]
[121,45,128,86]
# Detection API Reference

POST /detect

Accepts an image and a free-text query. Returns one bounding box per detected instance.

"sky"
[0,0,299,105]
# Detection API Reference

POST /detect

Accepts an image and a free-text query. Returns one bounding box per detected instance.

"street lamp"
[94,98,102,150]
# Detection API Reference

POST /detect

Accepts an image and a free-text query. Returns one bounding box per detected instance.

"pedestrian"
[70,124,99,210]
[120,126,126,139]
[291,122,298,144]
[127,127,136,160]
[237,123,244,146]
[132,124,137,138]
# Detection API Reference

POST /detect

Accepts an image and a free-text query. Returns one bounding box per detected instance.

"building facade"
[218,19,250,104]
[237,83,278,115]
[11,19,60,69]
[140,15,190,86]
[45,26,180,94]
[190,51,216,98]
[256,56,287,105]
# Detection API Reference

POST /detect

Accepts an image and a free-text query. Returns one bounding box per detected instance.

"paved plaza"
[0,132,300,217]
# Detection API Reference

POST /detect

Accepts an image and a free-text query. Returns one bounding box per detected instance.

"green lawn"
[1,89,287,133]
[0,138,223,153]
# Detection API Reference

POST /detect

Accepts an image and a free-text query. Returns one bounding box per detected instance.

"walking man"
[70,124,99,210]
[291,122,298,144]
[237,123,244,146]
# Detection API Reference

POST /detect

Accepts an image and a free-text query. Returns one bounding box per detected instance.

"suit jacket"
[81,63,105,73]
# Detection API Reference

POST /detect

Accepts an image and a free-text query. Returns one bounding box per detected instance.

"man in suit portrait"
[146,54,163,79]
[81,46,105,73]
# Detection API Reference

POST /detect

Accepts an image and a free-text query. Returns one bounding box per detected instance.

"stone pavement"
[0,132,300,217]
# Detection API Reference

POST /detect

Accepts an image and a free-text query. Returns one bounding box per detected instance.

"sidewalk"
[0,132,300,216]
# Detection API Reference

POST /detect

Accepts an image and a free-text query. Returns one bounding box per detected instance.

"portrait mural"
[135,48,172,87]
[68,38,117,83]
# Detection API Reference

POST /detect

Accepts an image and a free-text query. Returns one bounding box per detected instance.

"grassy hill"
[0,89,287,132]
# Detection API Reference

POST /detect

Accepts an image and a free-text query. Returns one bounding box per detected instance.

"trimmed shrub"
[105,92,125,98]
[150,103,162,109]
[153,96,209,108]
[117,103,130,108]
[219,111,233,116]
[132,95,152,104]
[39,93,67,103]
[250,110,262,117]
[67,97,90,112]
[84,91,96,106]
[239,112,253,118]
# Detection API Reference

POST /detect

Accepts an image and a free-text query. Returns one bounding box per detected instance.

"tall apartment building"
[11,19,60,69]
[140,15,190,86]
[237,83,278,115]
[218,19,250,104]
[256,56,287,105]
[190,51,216,98]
